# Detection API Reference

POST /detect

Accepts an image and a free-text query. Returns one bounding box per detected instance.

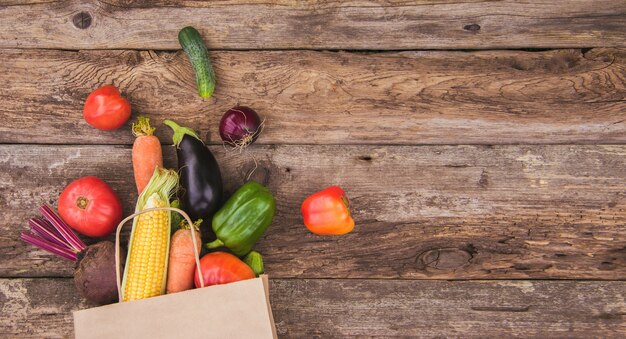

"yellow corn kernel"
[123,194,170,301]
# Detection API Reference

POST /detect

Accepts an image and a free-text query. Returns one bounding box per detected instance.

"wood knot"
[417,248,473,271]
[463,24,481,33]
[478,170,489,188]
[72,11,92,29]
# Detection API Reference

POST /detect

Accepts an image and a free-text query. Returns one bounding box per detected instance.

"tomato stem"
[76,197,88,209]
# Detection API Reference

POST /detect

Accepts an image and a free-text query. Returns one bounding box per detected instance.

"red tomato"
[58,176,123,237]
[194,252,255,288]
[83,85,131,131]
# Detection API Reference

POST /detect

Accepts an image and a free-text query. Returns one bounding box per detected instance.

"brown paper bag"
[73,207,277,339]
[73,275,277,339]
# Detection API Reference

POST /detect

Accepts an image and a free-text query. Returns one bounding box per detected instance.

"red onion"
[219,105,263,149]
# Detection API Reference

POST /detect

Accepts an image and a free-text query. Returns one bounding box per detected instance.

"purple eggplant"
[164,120,223,240]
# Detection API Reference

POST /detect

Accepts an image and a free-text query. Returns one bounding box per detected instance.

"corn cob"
[121,167,178,301]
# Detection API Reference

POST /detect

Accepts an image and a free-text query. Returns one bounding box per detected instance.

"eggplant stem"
[163,119,202,147]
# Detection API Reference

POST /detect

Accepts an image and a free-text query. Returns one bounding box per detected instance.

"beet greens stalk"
[21,204,87,261]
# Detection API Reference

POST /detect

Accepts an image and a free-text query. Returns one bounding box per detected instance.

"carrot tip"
[132,116,156,137]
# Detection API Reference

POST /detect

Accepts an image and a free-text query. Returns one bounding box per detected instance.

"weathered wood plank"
[0,1,625,50]
[1,278,624,338]
[1,48,625,145]
[1,145,624,279]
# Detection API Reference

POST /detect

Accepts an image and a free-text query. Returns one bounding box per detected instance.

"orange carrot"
[132,116,163,194]
[166,219,203,294]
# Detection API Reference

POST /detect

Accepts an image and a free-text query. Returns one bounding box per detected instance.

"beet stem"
[21,232,77,261]
[35,217,64,239]
[29,218,70,249]
[39,204,86,252]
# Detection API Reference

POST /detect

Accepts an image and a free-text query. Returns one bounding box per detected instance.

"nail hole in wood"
[463,24,480,32]
[359,155,372,161]
[73,12,92,29]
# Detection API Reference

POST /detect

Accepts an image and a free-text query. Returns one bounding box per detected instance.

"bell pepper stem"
[341,196,351,217]
[205,238,224,250]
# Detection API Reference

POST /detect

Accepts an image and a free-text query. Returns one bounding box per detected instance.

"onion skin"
[219,106,262,148]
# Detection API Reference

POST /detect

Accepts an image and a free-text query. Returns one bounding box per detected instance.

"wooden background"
[1,0,625,337]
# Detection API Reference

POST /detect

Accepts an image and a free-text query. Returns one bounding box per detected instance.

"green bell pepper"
[205,181,275,256]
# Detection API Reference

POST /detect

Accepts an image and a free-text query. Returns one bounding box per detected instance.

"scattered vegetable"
[301,186,354,235]
[164,120,223,239]
[194,252,255,288]
[178,26,216,98]
[132,116,163,194]
[219,105,263,149]
[243,250,264,276]
[21,205,124,304]
[22,30,294,308]
[205,181,275,256]
[166,219,203,294]
[122,168,178,301]
[74,241,124,305]
[58,176,123,238]
[83,85,131,131]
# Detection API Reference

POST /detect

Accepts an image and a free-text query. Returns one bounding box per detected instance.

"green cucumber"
[178,26,216,98]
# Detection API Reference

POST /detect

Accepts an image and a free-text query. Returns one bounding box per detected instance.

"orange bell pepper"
[301,186,355,235]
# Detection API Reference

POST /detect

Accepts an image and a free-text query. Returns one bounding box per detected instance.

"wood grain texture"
[1,48,625,145]
[0,0,625,50]
[1,144,624,279]
[1,278,624,338]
